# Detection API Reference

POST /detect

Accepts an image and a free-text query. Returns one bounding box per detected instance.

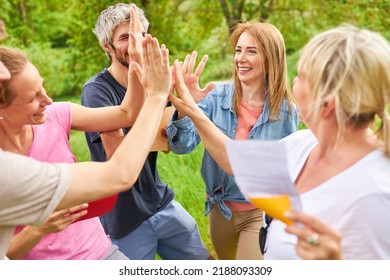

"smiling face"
[107,22,131,68]
[3,62,52,127]
[234,32,266,86]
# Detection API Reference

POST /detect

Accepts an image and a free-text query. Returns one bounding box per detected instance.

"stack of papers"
[225,140,302,224]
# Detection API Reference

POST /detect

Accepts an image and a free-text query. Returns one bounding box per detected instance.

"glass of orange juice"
[249,194,293,225]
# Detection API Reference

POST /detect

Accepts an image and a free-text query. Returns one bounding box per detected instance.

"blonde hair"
[230,21,295,120]
[0,46,28,107]
[298,25,390,156]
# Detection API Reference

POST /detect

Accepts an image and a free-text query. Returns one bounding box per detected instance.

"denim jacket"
[166,82,299,220]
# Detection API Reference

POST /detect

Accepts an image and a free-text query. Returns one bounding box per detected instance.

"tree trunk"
[18,0,28,44]
[219,0,246,34]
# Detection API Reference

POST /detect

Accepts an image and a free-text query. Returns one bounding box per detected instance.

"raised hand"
[121,4,147,122]
[131,34,171,100]
[181,51,215,103]
[284,210,343,260]
[169,60,199,117]
[128,4,145,66]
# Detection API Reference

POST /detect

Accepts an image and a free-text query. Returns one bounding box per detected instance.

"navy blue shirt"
[81,68,174,239]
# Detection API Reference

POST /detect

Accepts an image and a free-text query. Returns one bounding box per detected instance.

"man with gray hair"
[81,3,210,260]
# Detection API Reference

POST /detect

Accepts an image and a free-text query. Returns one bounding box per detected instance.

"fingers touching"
[131,35,171,99]
[129,4,142,33]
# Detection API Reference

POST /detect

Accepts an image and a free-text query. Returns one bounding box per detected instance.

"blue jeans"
[110,200,209,260]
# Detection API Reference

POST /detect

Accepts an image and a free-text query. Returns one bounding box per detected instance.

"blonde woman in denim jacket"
[166,21,299,260]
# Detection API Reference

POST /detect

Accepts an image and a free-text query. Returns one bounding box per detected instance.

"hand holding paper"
[225,140,302,225]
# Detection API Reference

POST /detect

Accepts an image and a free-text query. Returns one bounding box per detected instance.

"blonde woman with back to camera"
[278,25,390,259]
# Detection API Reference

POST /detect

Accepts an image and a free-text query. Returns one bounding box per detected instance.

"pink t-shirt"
[235,98,263,140]
[14,102,110,260]
[226,98,263,212]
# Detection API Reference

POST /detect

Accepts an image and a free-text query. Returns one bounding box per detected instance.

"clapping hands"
[127,4,145,66]
[169,60,200,117]
[131,35,171,100]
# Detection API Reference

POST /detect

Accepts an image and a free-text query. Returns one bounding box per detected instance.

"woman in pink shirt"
[0,45,142,259]
[0,31,173,260]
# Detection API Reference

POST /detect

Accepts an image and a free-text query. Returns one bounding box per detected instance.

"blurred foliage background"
[2,0,389,257]
[1,0,389,98]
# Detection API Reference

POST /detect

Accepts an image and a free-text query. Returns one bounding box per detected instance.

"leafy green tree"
[0,0,74,46]
[218,0,278,33]
[1,0,389,97]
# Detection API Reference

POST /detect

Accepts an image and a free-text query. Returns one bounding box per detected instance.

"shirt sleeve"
[0,150,70,227]
[165,85,219,154]
[81,81,116,144]
[48,102,72,137]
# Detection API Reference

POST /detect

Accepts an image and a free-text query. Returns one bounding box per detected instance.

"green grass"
[157,145,214,255]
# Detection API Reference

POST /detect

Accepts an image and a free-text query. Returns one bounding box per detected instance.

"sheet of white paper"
[225,140,302,211]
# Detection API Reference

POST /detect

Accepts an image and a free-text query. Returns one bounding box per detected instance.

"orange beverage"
[249,195,293,225]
